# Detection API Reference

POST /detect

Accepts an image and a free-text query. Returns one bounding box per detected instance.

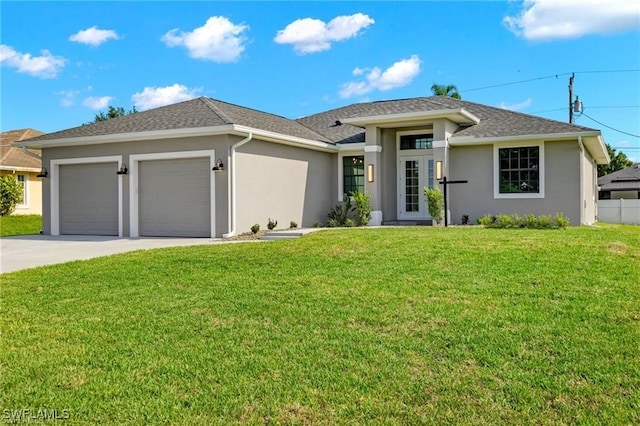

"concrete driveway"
[1,235,223,274]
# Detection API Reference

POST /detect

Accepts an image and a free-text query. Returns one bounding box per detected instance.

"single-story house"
[1,128,45,215]
[14,96,609,237]
[598,163,640,200]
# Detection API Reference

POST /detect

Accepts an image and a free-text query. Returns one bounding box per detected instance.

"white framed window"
[17,174,27,207]
[494,141,545,199]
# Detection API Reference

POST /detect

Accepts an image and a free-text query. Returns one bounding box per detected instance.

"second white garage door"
[138,157,211,237]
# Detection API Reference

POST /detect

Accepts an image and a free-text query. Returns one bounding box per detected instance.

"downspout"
[577,136,586,225]
[223,132,253,238]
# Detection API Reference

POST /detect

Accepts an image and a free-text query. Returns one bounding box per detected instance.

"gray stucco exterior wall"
[448,140,584,225]
[235,139,335,232]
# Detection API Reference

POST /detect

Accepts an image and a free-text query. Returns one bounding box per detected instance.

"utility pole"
[569,73,575,123]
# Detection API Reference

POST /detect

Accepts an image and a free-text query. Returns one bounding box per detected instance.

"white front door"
[399,156,434,220]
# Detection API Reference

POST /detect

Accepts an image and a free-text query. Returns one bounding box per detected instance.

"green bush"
[267,218,278,230]
[0,175,23,216]
[312,221,320,228]
[424,186,444,225]
[250,224,260,234]
[351,191,372,226]
[289,221,298,229]
[478,212,570,229]
[327,194,353,227]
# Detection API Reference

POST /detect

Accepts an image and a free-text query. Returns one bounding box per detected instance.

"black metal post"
[443,176,448,227]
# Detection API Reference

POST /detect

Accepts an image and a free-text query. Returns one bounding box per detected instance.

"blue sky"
[2,1,639,161]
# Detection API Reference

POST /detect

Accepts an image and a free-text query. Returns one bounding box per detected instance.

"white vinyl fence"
[598,199,640,225]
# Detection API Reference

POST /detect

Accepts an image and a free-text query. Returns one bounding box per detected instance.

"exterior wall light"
[367,164,374,183]
[36,167,48,178]
[116,163,128,175]
[435,160,443,181]
[212,159,224,172]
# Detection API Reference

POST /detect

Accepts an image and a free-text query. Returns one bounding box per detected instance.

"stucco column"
[364,125,383,225]
[433,120,457,224]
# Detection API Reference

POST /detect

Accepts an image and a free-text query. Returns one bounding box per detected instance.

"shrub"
[0,175,23,216]
[351,191,372,226]
[424,186,444,225]
[327,194,353,227]
[553,212,570,228]
[312,221,320,228]
[267,218,278,230]
[477,214,495,226]
[289,221,298,229]
[461,214,469,225]
[478,212,570,229]
[250,224,260,234]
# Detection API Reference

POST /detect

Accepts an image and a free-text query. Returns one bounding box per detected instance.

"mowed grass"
[2,226,639,424]
[0,214,42,237]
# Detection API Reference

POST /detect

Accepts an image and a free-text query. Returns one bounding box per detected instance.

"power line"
[579,112,640,139]
[532,105,640,114]
[460,69,640,93]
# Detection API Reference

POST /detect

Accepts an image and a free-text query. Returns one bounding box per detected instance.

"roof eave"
[230,125,338,153]
[12,125,238,148]
[0,166,42,173]
[450,131,610,164]
[340,108,480,127]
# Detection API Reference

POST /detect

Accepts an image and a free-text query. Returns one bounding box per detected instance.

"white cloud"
[499,97,533,111]
[83,96,113,110]
[131,84,202,111]
[69,26,120,46]
[352,67,365,76]
[504,0,640,41]
[275,13,374,54]
[161,16,248,62]
[0,44,65,78]
[339,55,421,98]
[58,90,80,107]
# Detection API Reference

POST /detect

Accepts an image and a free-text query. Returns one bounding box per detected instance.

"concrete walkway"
[1,229,323,274]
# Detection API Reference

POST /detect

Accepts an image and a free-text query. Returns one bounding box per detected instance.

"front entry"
[398,156,434,220]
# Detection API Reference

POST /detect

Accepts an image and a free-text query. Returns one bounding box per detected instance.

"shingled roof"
[20,97,331,144]
[1,129,44,170]
[296,96,599,144]
[598,163,640,191]
[18,95,599,147]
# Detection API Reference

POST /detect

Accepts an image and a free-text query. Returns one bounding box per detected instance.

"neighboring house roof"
[15,96,607,162]
[598,163,640,191]
[1,128,44,171]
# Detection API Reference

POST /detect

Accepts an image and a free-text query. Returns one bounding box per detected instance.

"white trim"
[493,142,545,199]
[0,166,41,173]
[364,145,382,153]
[16,174,27,208]
[341,108,480,127]
[224,133,253,238]
[50,156,123,237]
[129,150,216,238]
[337,150,365,201]
[337,142,365,151]
[432,140,447,149]
[451,131,600,145]
[15,124,339,153]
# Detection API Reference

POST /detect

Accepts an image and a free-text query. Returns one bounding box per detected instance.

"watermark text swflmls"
[2,409,70,423]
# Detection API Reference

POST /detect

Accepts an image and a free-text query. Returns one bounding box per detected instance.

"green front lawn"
[2,226,639,424]
[0,214,42,237]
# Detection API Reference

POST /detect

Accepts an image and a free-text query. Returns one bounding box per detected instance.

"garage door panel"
[59,163,118,235]
[139,157,211,237]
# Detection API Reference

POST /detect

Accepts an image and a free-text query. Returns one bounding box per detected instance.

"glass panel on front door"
[405,160,420,212]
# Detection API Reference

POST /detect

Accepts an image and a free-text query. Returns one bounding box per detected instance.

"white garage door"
[59,163,119,235]
[138,157,211,237]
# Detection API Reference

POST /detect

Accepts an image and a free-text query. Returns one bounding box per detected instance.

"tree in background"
[598,143,633,177]
[84,105,138,125]
[1,175,23,216]
[431,83,461,99]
